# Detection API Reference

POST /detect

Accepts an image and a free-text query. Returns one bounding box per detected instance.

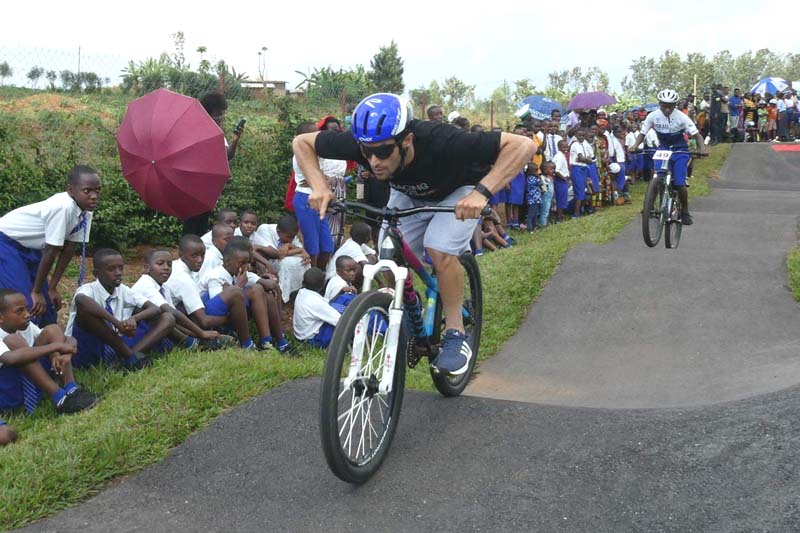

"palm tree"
[197,46,207,60]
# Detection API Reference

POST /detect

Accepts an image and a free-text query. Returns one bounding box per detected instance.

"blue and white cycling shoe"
[433,329,472,376]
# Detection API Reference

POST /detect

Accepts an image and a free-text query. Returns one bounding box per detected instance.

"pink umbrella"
[567,91,618,111]
[117,88,230,220]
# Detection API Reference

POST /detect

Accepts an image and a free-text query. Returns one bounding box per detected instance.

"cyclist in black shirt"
[293,93,535,376]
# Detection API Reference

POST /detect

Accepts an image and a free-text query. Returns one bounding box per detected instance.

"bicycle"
[319,200,485,484]
[641,149,705,249]
[327,176,348,250]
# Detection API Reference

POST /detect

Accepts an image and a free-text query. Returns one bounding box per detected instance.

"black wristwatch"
[474,183,493,200]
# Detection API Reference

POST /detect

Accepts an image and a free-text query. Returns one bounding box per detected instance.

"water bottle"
[423,287,437,337]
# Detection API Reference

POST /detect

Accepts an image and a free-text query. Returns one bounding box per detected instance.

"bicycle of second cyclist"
[319,200,484,484]
[641,149,699,249]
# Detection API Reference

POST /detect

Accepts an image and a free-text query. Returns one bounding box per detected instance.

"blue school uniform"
[0,193,92,326]
[588,162,600,192]
[615,162,628,191]
[506,171,526,206]
[553,178,570,210]
[571,166,589,201]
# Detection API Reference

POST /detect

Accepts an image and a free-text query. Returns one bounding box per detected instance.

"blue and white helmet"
[351,93,413,143]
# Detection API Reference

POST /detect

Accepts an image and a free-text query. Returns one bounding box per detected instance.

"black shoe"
[123,353,152,372]
[56,389,100,415]
[681,212,694,226]
[199,335,236,351]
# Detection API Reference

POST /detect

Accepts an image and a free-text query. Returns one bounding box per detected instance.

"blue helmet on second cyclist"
[351,93,415,179]
[657,89,679,115]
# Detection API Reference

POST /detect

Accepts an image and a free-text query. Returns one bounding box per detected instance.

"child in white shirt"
[200,209,238,250]
[325,222,377,281]
[0,289,99,415]
[65,249,173,370]
[252,215,310,302]
[324,255,358,304]
[294,268,342,348]
[131,249,228,351]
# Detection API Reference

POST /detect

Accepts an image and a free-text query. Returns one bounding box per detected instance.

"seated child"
[326,222,377,282]
[131,249,230,351]
[198,223,235,281]
[0,289,99,415]
[324,255,358,306]
[293,268,342,349]
[234,209,274,276]
[480,212,510,252]
[65,248,174,370]
[252,215,310,302]
[166,235,259,350]
[201,209,238,250]
[525,163,543,232]
[200,237,292,353]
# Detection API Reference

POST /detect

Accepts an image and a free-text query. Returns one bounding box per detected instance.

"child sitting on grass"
[200,237,292,353]
[324,255,358,305]
[0,288,99,415]
[293,268,342,349]
[201,210,238,250]
[131,249,230,351]
[65,249,174,370]
[252,215,310,301]
[326,222,377,283]
[166,235,255,350]
[234,209,274,276]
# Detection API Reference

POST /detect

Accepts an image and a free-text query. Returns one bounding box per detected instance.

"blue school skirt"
[0,233,57,325]
[506,173,526,205]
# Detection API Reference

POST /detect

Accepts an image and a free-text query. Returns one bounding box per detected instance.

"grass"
[0,147,728,530]
[788,248,800,302]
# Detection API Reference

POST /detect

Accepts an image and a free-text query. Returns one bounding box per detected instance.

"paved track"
[25,144,800,532]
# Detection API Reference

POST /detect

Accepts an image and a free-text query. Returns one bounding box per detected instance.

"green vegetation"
[0,146,728,530]
[788,248,800,302]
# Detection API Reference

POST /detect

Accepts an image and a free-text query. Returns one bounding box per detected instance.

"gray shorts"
[381,186,478,259]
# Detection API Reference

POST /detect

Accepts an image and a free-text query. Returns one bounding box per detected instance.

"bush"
[0,91,305,250]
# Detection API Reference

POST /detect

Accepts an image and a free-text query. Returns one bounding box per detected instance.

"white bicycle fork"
[342,260,408,395]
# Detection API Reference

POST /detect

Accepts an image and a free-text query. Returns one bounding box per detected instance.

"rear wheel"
[320,291,408,484]
[642,177,665,247]
[430,252,483,397]
[665,190,683,249]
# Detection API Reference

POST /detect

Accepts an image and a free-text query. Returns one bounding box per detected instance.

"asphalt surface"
[25,144,800,532]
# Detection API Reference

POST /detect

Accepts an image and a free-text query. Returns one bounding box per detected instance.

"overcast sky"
[1,0,795,98]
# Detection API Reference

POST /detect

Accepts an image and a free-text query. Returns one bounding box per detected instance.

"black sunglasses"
[359,142,397,160]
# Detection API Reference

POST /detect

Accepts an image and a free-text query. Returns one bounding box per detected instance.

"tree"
[490,81,514,117]
[652,50,682,95]
[196,46,207,60]
[367,40,404,93]
[409,80,444,114]
[512,78,538,102]
[171,31,186,70]
[622,56,657,101]
[441,76,475,109]
[45,70,57,90]
[26,66,44,88]
[0,61,12,86]
[60,70,79,91]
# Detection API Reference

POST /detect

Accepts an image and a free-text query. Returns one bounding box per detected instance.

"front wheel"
[320,291,408,484]
[430,252,483,397]
[642,177,665,247]
[665,189,683,249]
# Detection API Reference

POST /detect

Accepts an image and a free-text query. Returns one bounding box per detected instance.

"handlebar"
[630,149,708,157]
[329,200,493,219]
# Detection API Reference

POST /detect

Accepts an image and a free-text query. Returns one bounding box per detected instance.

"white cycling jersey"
[641,110,698,147]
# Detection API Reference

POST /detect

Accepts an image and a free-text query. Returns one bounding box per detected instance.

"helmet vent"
[361,112,369,137]
[375,114,387,136]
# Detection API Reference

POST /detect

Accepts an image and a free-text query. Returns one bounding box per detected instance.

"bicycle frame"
[652,150,674,220]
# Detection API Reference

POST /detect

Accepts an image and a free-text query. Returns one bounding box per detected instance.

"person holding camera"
[182,92,246,237]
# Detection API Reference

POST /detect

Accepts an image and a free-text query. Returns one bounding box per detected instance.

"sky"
[1,0,795,99]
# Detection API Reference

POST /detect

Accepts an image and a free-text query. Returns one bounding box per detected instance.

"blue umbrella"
[750,77,789,96]
[518,95,566,121]
[624,103,659,114]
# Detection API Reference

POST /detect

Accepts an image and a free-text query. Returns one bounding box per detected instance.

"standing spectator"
[0,166,99,325]
[427,105,444,123]
[524,164,543,233]
[776,94,789,141]
[719,86,731,141]
[697,94,711,138]
[182,92,244,236]
[728,88,743,142]
[292,121,335,269]
[709,85,723,145]
[543,121,563,161]
[785,90,797,140]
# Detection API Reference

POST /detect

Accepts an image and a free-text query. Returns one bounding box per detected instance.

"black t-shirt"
[315,120,502,201]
